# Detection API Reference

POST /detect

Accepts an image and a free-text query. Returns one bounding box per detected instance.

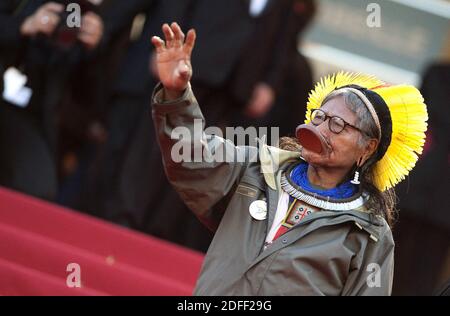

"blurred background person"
[393,61,450,295]
[230,0,317,140]
[0,0,104,201]
[76,0,209,249]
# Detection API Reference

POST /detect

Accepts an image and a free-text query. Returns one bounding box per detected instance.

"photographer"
[0,0,104,200]
[0,0,61,199]
[1,1,103,50]
[19,2,65,39]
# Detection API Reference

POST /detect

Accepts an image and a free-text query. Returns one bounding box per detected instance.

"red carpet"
[0,187,204,295]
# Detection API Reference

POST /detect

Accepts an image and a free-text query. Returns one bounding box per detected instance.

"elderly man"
[149,23,428,295]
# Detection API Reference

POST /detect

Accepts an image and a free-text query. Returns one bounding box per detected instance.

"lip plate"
[296,124,328,154]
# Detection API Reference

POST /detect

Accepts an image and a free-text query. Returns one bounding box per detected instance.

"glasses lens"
[311,110,326,126]
[330,117,346,133]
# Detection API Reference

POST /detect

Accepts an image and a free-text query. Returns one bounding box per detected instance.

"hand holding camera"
[20,2,64,37]
[20,1,103,50]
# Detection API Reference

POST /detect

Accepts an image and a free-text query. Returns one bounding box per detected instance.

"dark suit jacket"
[0,0,52,41]
[397,63,450,229]
[0,0,44,92]
[231,0,316,104]
[230,0,291,104]
[189,0,313,106]
[108,0,195,97]
[189,0,255,88]
[0,0,59,199]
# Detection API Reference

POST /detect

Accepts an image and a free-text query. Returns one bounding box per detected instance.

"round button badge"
[249,200,267,220]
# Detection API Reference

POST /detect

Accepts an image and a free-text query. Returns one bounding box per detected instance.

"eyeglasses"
[310,109,364,134]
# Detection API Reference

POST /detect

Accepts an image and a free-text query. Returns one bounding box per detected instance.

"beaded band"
[280,174,368,211]
[336,87,381,141]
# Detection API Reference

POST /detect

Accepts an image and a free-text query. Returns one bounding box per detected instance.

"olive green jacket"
[151,84,395,296]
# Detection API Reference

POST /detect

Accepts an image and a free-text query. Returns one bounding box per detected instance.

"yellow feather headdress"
[304,72,428,191]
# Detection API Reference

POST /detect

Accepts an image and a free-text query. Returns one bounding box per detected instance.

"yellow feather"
[304,72,384,124]
[372,85,428,191]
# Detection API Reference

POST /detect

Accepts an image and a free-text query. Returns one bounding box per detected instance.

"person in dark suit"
[191,0,316,137]
[393,62,450,295]
[81,0,202,238]
[237,0,316,139]
[0,0,104,200]
[188,0,264,127]
[0,1,55,198]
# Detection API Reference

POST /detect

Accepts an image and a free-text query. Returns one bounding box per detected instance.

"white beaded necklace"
[280,174,368,212]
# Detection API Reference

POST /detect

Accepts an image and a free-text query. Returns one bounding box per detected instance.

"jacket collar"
[256,138,386,237]
[257,137,301,190]
[258,139,378,202]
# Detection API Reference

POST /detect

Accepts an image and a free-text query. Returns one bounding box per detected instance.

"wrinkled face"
[302,96,367,169]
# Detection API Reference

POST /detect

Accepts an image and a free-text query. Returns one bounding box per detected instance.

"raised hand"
[245,82,275,119]
[151,23,196,100]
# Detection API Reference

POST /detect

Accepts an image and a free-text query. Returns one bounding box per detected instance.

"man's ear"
[361,138,379,165]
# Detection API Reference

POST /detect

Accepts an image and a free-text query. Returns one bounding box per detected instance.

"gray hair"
[321,90,379,148]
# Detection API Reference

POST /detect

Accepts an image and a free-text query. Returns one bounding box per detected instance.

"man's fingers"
[78,32,95,46]
[37,12,60,34]
[38,11,60,25]
[151,36,166,53]
[162,23,175,48]
[81,17,103,37]
[43,2,64,13]
[184,29,196,55]
[82,12,102,29]
[171,22,184,48]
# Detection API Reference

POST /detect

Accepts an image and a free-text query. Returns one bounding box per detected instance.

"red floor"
[0,187,204,295]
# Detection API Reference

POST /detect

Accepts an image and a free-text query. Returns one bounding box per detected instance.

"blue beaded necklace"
[289,162,358,200]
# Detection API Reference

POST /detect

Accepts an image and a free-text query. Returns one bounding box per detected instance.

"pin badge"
[249,200,267,220]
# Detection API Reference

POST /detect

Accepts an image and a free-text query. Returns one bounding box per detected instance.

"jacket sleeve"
[341,224,395,296]
[0,0,29,49]
[151,83,258,230]
[0,13,24,47]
